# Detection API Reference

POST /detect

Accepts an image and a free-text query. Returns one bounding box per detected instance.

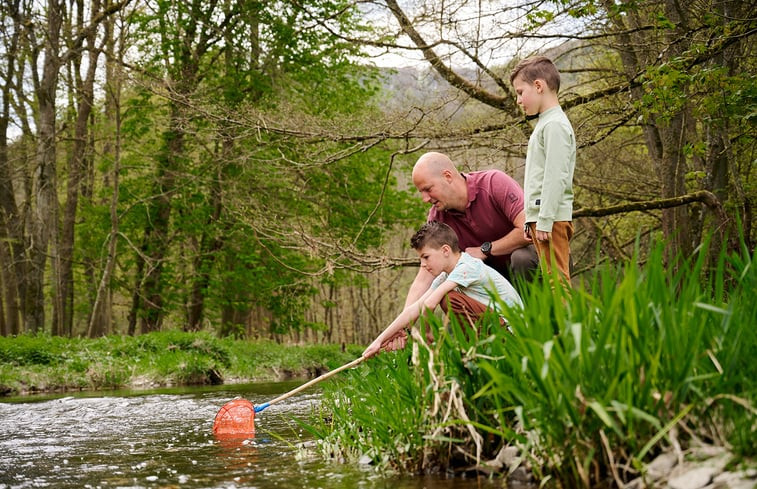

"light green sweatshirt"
[523,106,576,232]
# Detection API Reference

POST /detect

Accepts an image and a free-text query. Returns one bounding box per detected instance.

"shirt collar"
[463,172,479,207]
[539,106,562,119]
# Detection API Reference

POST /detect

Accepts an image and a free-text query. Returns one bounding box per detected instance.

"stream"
[0,381,516,488]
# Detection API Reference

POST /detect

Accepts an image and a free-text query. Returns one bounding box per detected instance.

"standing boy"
[363,221,522,358]
[510,56,576,286]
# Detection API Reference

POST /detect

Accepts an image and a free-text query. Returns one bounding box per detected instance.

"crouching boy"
[363,221,523,358]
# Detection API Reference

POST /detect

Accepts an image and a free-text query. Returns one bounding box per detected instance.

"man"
[404,152,538,306]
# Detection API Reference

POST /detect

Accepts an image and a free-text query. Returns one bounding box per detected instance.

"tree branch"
[383,0,515,112]
[574,190,725,219]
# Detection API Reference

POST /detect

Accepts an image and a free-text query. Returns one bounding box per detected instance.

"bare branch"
[383,0,515,112]
[574,190,724,219]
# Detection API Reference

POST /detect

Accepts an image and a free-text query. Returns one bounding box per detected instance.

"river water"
[0,382,512,488]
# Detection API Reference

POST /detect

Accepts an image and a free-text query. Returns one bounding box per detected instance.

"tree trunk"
[136,119,181,333]
[130,0,211,334]
[0,6,23,335]
[186,157,224,331]
[705,0,744,248]
[658,112,692,258]
[88,9,122,337]
[59,0,102,337]
[602,0,694,260]
[28,0,63,333]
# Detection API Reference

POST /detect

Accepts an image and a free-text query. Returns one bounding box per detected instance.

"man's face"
[513,75,541,116]
[416,245,449,277]
[413,169,454,212]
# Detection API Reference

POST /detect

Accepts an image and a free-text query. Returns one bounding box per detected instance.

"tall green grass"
[312,240,756,485]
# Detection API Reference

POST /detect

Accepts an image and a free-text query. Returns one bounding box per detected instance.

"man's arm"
[364,280,457,358]
[403,267,435,308]
[465,210,532,259]
[364,286,432,358]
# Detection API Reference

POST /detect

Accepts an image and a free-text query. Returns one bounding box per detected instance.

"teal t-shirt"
[430,253,523,309]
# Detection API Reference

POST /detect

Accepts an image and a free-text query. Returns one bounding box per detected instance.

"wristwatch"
[480,241,492,257]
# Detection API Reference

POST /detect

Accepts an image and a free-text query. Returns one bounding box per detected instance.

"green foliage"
[314,239,756,484]
[638,57,757,130]
[0,332,357,395]
[222,339,362,379]
[0,334,68,366]
[68,0,421,335]
[111,330,232,369]
[303,345,435,472]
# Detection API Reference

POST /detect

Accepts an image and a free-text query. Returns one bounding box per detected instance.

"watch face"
[481,241,492,255]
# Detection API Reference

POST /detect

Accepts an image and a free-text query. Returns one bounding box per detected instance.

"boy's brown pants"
[439,290,490,328]
[529,221,573,286]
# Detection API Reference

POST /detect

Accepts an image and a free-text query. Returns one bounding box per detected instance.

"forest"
[0,0,755,342]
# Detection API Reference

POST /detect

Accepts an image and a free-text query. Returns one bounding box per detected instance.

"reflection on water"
[0,383,508,489]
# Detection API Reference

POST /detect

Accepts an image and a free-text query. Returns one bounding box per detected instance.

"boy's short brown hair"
[510,56,561,93]
[411,221,460,252]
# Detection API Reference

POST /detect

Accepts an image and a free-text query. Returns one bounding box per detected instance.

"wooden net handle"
[254,355,366,413]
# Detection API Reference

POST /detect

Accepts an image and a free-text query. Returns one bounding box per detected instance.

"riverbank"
[1,329,753,488]
[0,331,362,397]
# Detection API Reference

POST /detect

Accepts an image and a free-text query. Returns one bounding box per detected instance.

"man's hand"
[465,246,486,259]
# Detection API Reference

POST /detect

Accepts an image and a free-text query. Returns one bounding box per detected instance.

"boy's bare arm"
[364,288,432,358]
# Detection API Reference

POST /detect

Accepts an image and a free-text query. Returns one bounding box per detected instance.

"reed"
[313,238,756,485]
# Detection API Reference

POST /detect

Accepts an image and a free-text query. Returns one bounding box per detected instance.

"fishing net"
[213,399,255,437]
[211,356,365,439]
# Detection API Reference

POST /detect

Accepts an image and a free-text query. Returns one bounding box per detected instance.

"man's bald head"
[412,152,457,181]
[411,152,467,212]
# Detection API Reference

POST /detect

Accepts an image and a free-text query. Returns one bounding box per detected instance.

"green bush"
[305,344,434,473]
[113,330,231,368]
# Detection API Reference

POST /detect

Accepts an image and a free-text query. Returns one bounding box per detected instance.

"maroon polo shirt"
[427,170,524,274]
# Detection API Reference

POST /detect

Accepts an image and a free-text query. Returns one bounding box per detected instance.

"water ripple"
[0,385,505,489]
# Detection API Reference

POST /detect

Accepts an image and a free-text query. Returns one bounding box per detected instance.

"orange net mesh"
[213,399,255,438]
